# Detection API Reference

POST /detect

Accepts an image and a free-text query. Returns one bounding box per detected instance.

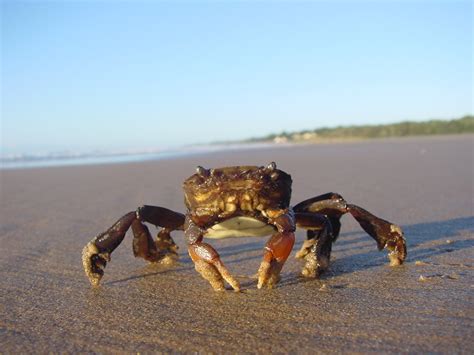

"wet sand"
[1,135,473,353]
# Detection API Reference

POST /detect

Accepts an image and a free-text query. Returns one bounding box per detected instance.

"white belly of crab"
[204,216,275,239]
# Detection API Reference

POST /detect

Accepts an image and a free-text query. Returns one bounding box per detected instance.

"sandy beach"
[1,135,473,353]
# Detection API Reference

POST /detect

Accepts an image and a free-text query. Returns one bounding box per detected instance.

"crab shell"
[182,163,292,228]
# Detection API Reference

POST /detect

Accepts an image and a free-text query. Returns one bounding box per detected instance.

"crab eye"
[266,162,277,171]
[196,166,209,177]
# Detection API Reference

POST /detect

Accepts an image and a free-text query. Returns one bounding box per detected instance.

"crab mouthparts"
[204,216,275,239]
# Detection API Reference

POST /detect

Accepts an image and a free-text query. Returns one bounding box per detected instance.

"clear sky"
[1,0,472,155]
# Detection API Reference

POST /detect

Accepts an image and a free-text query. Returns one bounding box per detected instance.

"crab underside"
[82,163,407,291]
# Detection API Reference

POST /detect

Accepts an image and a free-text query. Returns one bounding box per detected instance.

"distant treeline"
[244,115,473,143]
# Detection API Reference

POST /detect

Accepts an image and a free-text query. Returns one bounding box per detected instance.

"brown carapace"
[82,162,407,291]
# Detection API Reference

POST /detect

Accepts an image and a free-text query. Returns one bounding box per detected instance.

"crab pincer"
[188,243,241,291]
[257,231,295,288]
[257,210,296,288]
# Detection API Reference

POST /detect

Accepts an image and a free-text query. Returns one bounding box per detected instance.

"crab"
[82,163,406,291]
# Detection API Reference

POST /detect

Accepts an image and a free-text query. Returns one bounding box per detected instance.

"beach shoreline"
[2,133,472,171]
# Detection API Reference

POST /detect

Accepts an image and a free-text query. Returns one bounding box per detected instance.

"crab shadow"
[104,265,192,286]
[329,216,474,276]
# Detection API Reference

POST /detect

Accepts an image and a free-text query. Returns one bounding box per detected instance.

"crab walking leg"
[293,192,347,239]
[294,212,334,278]
[347,204,406,265]
[131,221,178,264]
[185,215,240,291]
[257,211,296,289]
[293,192,407,266]
[82,212,135,286]
[82,205,184,286]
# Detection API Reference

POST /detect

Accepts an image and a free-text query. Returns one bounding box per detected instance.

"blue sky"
[1,0,472,155]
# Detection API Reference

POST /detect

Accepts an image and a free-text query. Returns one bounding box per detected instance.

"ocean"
[0,143,277,170]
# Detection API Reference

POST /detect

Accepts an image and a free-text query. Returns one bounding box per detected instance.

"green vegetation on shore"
[243,115,473,144]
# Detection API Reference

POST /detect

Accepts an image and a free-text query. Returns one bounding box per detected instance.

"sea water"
[0,143,277,170]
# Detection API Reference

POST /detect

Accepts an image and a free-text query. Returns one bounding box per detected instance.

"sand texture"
[1,135,473,353]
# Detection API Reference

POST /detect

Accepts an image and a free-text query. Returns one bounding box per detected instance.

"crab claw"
[188,243,241,292]
[257,231,295,289]
[257,259,285,289]
[82,242,111,286]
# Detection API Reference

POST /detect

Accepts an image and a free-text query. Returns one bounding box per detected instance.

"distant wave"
[1,150,158,163]
[0,143,279,170]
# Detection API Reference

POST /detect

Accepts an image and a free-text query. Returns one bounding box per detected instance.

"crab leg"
[294,212,334,278]
[82,205,184,286]
[347,204,407,265]
[294,193,407,269]
[185,215,240,291]
[293,192,347,238]
[257,211,296,289]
